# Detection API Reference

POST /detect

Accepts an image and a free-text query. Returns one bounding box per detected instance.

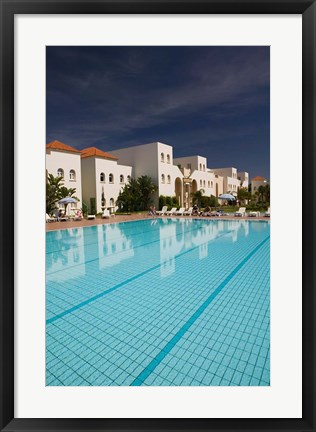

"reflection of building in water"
[159,219,184,278]
[225,220,249,242]
[158,219,252,277]
[96,224,134,269]
[46,228,85,281]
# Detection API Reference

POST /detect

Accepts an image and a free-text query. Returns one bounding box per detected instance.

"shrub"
[81,202,88,217]
[159,195,167,210]
[210,195,218,207]
[90,197,96,215]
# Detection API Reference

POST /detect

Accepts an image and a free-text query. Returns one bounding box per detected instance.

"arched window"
[200,180,202,187]
[57,168,64,179]
[100,172,105,182]
[110,198,114,206]
[203,180,206,187]
[69,169,76,181]
[166,154,170,164]
[109,173,114,183]
[199,163,202,171]
[161,153,165,162]
[167,175,171,184]
[211,181,213,188]
[120,174,124,184]
[203,164,206,172]
[127,175,131,183]
[208,181,210,188]
[161,174,165,183]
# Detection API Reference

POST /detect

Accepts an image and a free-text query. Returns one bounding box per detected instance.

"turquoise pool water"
[46,218,270,386]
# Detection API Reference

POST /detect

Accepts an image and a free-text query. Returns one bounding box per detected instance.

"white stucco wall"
[237,171,249,189]
[46,149,82,210]
[110,142,160,181]
[157,143,183,198]
[111,142,183,207]
[81,156,132,213]
[211,167,241,195]
[189,170,216,196]
[95,158,132,212]
[81,157,97,211]
[251,178,269,195]
[174,155,208,173]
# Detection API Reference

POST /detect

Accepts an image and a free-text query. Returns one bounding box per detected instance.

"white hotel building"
[110,142,184,208]
[46,140,83,212]
[80,147,132,213]
[46,140,249,212]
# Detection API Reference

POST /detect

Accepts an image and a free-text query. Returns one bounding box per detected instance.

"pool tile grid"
[130,238,270,386]
[45,233,268,338]
[46,225,268,322]
[47,221,269,386]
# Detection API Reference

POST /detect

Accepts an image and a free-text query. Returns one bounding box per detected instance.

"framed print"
[0,1,315,431]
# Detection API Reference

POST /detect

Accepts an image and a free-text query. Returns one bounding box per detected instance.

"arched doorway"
[190,179,198,206]
[175,178,182,207]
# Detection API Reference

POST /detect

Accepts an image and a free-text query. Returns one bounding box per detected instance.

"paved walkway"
[46,213,269,231]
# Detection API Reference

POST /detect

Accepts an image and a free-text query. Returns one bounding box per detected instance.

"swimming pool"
[46,218,270,386]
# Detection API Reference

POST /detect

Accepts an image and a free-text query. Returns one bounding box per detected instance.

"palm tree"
[117,178,141,212]
[59,186,79,214]
[46,173,64,214]
[137,175,158,210]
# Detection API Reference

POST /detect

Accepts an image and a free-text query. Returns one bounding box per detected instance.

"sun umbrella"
[218,194,235,200]
[58,197,78,215]
[58,197,78,204]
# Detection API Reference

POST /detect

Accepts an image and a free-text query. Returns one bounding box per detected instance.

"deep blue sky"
[47,46,270,179]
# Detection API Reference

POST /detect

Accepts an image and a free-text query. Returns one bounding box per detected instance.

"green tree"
[263,184,270,203]
[237,187,251,205]
[137,175,158,210]
[192,189,204,207]
[46,173,64,214]
[210,195,218,207]
[116,178,141,212]
[257,185,266,203]
[116,176,157,211]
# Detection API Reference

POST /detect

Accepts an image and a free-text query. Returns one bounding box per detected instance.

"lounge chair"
[235,207,246,217]
[174,207,185,215]
[211,210,226,216]
[87,214,96,220]
[265,207,270,217]
[165,207,177,216]
[183,207,193,216]
[46,213,56,222]
[156,206,168,215]
[201,209,212,217]
[111,206,118,216]
[248,211,260,217]
[59,214,69,221]
[102,209,111,219]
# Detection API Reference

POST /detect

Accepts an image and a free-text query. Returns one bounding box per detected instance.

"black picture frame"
[0,1,315,431]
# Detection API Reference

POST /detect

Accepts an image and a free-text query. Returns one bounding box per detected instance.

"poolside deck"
[46,213,269,231]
